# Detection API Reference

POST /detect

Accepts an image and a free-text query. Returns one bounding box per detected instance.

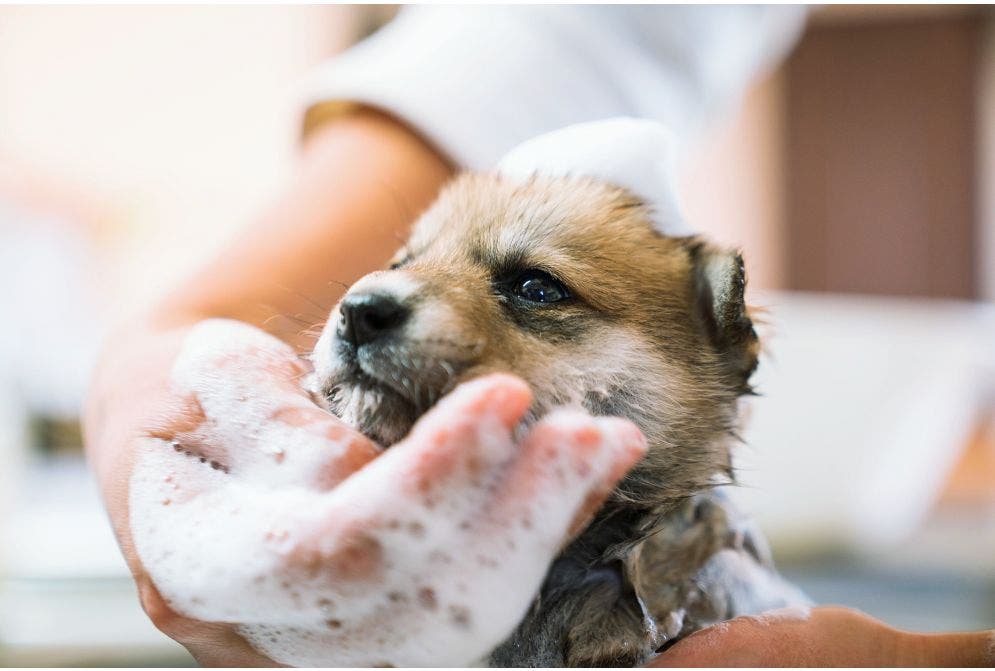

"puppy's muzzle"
[338,292,410,347]
[317,271,489,446]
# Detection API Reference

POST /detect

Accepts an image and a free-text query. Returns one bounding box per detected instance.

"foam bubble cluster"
[130,319,645,666]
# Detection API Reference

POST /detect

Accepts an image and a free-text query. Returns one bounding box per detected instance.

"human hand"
[649,606,995,667]
[86,318,647,666]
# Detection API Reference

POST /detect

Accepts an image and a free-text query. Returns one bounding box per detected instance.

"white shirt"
[301,5,807,170]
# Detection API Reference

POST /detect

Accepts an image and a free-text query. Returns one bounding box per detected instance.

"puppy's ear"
[687,240,759,392]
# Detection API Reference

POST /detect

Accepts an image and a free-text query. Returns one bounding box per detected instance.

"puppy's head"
[312,173,758,507]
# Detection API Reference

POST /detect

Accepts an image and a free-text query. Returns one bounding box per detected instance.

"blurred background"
[0,4,993,666]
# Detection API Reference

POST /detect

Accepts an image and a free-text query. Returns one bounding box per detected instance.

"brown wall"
[784,11,984,299]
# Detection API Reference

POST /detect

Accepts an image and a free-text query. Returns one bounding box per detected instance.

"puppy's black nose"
[338,293,409,347]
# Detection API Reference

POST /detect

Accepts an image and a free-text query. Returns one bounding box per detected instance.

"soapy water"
[130,319,646,666]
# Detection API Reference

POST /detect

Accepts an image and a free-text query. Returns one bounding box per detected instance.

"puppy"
[312,121,807,666]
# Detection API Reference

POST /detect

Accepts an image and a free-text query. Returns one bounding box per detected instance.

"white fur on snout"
[311,270,424,383]
[403,293,484,355]
[310,322,339,386]
[346,269,422,303]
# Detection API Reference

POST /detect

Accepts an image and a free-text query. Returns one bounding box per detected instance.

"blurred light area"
[0,202,102,417]
[0,4,993,666]
[731,292,995,561]
[0,5,362,319]
[0,6,372,665]
[0,456,196,666]
[729,291,995,632]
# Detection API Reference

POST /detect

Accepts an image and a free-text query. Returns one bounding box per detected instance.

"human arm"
[649,606,995,667]
[150,108,454,348]
[86,106,454,561]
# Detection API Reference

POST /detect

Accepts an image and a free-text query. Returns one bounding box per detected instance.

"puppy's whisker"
[265,309,313,327]
[283,286,333,316]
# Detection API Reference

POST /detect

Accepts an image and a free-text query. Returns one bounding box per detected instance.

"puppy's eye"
[513,270,570,303]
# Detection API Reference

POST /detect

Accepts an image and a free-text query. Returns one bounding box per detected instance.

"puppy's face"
[312,174,757,506]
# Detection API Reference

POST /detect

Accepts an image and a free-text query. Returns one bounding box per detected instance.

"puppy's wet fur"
[313,173,804,666]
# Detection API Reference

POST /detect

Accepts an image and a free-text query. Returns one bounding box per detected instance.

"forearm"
[151,108,453,348]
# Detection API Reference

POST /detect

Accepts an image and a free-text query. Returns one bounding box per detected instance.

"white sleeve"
[300,6,807,170]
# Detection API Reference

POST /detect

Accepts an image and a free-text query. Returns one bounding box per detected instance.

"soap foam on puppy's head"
[496,117,694,237]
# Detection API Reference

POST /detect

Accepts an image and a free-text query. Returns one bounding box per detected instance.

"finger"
[405,372,534,439]
[143,390,230,472]
[562,416,648,538]
[162,319,379,486]
[175,318,312,397]
[130,446,336,624]
[489,411,647,545]
[264,403,381,489]
[382,373,533,504]
[156,394,380,490]
[278,374,534,569]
